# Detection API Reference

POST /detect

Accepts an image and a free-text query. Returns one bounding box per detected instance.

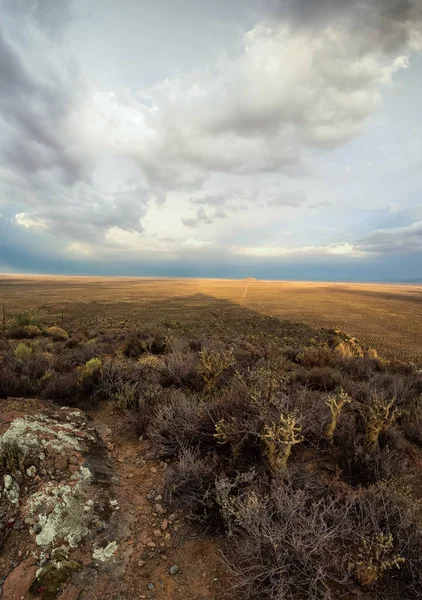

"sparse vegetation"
[1,281,422,599]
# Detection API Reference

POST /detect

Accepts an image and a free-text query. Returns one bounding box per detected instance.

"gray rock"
[169,565,179,576]
[4,475,13,490]
[147,582,155,591]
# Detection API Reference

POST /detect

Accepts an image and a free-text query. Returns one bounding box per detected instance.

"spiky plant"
[361,393,401,447]
[262,413,303,471]
[325,389,351,442]
[198,348,235,391]
[353,533,405,587]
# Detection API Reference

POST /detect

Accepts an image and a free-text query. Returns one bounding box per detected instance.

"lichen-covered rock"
[0,399,120,600]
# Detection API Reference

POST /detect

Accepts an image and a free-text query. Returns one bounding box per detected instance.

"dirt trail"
[88,403,229,600]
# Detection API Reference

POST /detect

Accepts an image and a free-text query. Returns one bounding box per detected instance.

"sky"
[0,0,421,281]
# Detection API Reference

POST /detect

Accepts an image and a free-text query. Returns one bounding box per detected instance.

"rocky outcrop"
[0,399,119,600]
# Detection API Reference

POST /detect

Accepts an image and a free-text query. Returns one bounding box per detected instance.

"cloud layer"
[0,0,421,278]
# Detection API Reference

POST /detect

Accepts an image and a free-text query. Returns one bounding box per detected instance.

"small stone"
[161,519,168,531]
[153,529,161,537]
[33,523,42,534]
[26,466,37,477]
[147,583,155,591]
[127,474,134,479]
[150,467,157,474]
[169,565,179,576]
[155,503,165,514]
[138,560,145,567]
[147,541,156,548]
[155,494,162,501]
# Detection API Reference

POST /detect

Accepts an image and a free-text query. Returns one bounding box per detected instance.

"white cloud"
[234,243,367,258]
[14,213,49,230]
[183,238,215,248]
[66,242,95,256]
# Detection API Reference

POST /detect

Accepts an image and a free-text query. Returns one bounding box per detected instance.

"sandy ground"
[0,275,421,363]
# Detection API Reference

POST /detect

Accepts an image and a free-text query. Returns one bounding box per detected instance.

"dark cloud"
[359,221,422,254]
[0,27,89,186]
[15,184,148,242]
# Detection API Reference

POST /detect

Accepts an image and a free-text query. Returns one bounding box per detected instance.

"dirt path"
[88,403,229,600]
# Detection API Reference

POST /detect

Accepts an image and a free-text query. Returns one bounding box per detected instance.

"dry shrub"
[159,350,204,391]
[16,352,49,383]
[46,326,68,341]
[119,382,163,436]
[338,355,382,381]
[298,345,335,368]
[232,339,265,368]
[223,472,349,600]
[164,448,221,523]
[341,435,405,487]
[286,388,327,445]
[349,481,422,599]
[222,473,422,600]
[7,311,42,339]
[0,365,20,398]
[401,395,422,445]
[296,366,342,392]
[148,391,205,458]
[43,371,82,405]
[23,325,43,338]
[138,353,162,369]
[335,403,407,486]
[123,327,169,358]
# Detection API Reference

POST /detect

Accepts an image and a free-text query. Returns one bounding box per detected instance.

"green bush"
[14,342,33,361]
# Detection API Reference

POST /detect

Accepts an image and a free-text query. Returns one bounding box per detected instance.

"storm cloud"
[0,0,421,279]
